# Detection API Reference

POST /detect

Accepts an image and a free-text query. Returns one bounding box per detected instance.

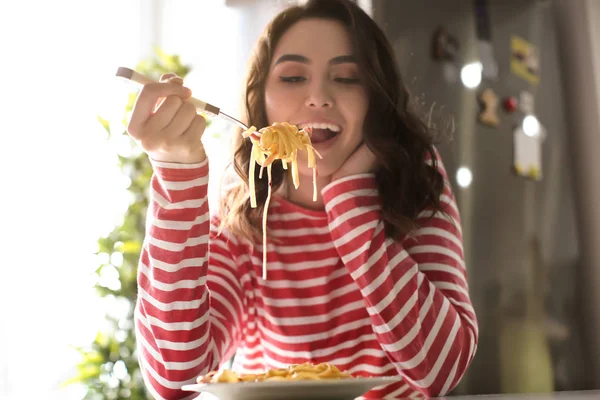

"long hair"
[219,0,445,242]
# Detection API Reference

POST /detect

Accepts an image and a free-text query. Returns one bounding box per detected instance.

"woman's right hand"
[127,73,207,164]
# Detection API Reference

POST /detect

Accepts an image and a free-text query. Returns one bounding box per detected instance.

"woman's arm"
[322,164,478,397]
[134,159,245,400]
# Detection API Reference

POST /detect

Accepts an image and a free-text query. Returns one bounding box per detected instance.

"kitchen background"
[1,0,599,398]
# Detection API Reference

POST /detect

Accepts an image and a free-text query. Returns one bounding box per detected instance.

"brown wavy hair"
[219,0,445,242]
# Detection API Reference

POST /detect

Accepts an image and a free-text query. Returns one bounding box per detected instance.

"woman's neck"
[280,172,332,210]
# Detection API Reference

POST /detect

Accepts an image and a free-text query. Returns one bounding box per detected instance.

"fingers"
[179,115,208,162]
[128,80,192,139]
[161,74,184,88]
[140,100,205,154]
[354,143,377,165]
[143,95,185,136]
[182,114,207,146]
[140,99,197,153]
[124,73,206,164]
[332,143,378,181]
[162,100,198,140]
[353,143,378,174]
[154,75,184,110]
[160,73,178,81]
[144,112,206,158]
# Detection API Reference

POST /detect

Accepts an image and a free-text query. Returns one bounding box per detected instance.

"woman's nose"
[305,81,333,108]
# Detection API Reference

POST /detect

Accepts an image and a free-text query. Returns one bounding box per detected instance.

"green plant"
[65,48,201,399]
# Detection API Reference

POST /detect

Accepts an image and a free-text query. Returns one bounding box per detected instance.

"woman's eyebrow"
[273,54,310,66]
[273,54,357,66]
[329,55,357,65]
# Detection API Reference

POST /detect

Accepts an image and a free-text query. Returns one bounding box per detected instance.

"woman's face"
[264,18,369,179]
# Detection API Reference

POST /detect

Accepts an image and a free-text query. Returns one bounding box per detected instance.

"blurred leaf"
[98,117,111,135]
[117,241,142,254]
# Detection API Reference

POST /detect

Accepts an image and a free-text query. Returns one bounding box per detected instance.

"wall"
[372,0,584,393]
[554,0,600,388]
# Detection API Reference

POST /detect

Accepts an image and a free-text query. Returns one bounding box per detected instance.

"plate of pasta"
[181,363,401,400]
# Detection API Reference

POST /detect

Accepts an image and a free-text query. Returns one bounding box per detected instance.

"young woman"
[127,0,478,398]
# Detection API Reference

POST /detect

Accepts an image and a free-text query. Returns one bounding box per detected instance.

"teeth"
[299,122,341,132]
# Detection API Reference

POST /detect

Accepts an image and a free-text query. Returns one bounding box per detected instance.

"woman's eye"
[280,76,306,83]
[334,77,361,84]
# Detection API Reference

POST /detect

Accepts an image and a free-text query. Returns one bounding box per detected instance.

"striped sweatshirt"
[134,156,478,400]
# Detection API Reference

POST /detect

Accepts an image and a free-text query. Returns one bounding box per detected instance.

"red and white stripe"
[134,157,478,399]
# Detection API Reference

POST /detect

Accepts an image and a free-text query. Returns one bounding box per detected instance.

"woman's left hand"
[331,143,378,182]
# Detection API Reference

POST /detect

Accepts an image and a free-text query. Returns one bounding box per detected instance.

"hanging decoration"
[503,96,518,113]
[513,124,542,180]
[432,25,460,62]
[478,88,500,127]
[510,36,540,85]
[475,0,499,80]
[519,90,535,114]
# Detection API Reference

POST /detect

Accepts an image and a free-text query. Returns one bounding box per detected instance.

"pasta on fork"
[242,122,321,280]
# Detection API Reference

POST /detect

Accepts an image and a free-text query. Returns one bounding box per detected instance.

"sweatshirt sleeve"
[321,162,478,397]
[134,159,246,400]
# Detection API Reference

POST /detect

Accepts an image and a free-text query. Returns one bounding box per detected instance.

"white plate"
[181,377,401,400]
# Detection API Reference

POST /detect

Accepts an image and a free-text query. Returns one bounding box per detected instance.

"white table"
[442,391,600,400]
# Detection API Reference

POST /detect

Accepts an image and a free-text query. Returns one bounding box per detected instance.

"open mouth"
[299,122,342,145]
[309,128,339,144]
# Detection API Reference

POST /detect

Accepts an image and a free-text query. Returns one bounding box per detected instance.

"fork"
[115,67,260,139]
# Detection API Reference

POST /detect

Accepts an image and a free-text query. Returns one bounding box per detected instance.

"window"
[1,1,142,398]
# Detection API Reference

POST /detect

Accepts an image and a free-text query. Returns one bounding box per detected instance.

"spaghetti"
[242,122,321,280]
[198,362,354,384]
